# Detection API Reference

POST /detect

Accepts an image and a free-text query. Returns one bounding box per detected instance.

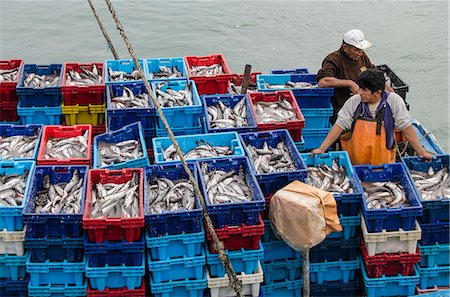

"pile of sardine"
[410,166,450,200]
[0,134,39,159]
[264,81,318,90]
[255,98,297,123]
[245,141,296,174]
[23,72,60,88]
[98,139,143,167]
[0,171,29,207]
[148,66,183,80]
[362,181,408,209]
[229,82,257,95]
[108,67,143,82]
[33,170,83,214]
[90,172,140,218]
[207,98,248,129]
[146,177,195,214]
[65,65,102,86]
[0,68,19,82]
[155,82,193,107]
[110,86,151,109]
[44,130,89,160]
[163,140,233,161]
[307,159,354,194]
[190,64,224,77]
[200,162,252,204]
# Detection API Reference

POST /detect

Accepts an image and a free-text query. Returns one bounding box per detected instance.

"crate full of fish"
[26,255,85,286]
[0,226,25,256]
[0,124,42,161]
[104,59,146,85]
[402,155,450,224]
[310,236,360,262]
[419,242,450,268]
[248,90,305,142]
[419,221,450,246]
[86,281,146,297]
[28,280,87,297]
[145,57,189,81]
[17,101,62,125]
[240,129,308,197]
[0,252,27,280]
[83,168,144,243]
[256,73,334,108]
[61,62,105,106]
[301,103,333,128]
[354,162,422,232]
[198,156,265,228]
[0,160,35,231]
[149,277,207,297]
[302,125,332,151]
[22,165,88,238]
[62,103,106,126]
[260,279,303,297]
[106,81,156,131]
[93,122,150,169]
[270,67,309,75]
[228,72,262,94]
[262,258,302,284]
[153,131,245,164]
[0,59,24,103]
[0,277,28,297]
[203,94,258,134]
[301,151,363,217]
[16,64,63,107]
[25,233,84,263]
[416,264,450,289]
[36,125,92,166]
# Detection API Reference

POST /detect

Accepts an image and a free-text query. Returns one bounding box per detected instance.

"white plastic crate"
[0,226,25,256]
[207,261,264,297]
[361,214,421,256]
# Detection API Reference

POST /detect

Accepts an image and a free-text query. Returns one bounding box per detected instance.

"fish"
[207,98,248,129]
[307,159,354,195]
[254,97,297,123]
[410,167,450,200]
[108,67,142,82]
[44,130,89,160]
[89,171,140,218]
[228,82,257,95]
[163,139,233,161]
[98,139,143,167]
[190,64,223,77]
[110,86,151,109]
[200,162,252,204]
[0,68,19,82]
[155,82,193,107]
[32,169,83,214]
[245,141,296,174]
[23,71,60,88]
[0,134,39,159]
[362,181,409,209]
[264,81,318,90]
[146,177,196,214]
[65,65,102,86]
[0,171,29,207]
[148,66,183,79]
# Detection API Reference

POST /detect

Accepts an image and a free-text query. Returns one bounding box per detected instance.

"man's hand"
[349,81,360,95]
[310,148,325,157]
[418,151,433,161]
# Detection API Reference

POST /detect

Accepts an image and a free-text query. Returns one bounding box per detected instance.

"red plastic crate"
[82,168,145,243]
[361,241,421,278]
[261,193,273,220]
[87,279,145,297]
[147,149,154,165]
[185,54,232,77]
[0,101,18,122]
[206,215,264,253]
[61,62,105,106]
[92,124,106,137]
[0,59,24,103]
[37,125,93,166]
[190,74,235,96]
[230,72,262,87]
[248,90,305,141]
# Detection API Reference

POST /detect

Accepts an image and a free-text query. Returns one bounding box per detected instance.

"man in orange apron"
[310,69,432,165]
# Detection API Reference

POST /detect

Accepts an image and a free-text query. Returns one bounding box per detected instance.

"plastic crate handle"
[0,162,15,168]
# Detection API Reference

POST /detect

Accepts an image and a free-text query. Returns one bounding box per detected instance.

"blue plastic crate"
[262,240,302,262]
[0,252,27,280]
[147,250,205,283]
[327,213,361,240]
[262,220,278,243]
[144,162,203,237]
[25,234,84,263]
[105,59,145,85]
[0,124,43,161]
[151,79,204,129]
[270,68,309,74]
[310,258,359,284]
[301,104,333,129]
[84,234,145,267]
[146,229,204,263]
[301,151,363,216]
[311,279,360,297]
[420,221,450,246]
[419,242,450,268]
[153,131,245,164]
[206,241,264,278]
[0,161,35,231]
[0,276,28,297]
[262,258,302,284]
[26,254,85,286]
[302,125,332,151]
[155,117,204,137]
[85,253,145,290]
[28,282,87,297]
[412,120,445,155]
[198,157,265,228]
[22,165,89,238]
[239,130,308,197]
[16,64,62,107]
[202,94,258,134]
[402,155,450,224]
[260,279,303,297]
[149,277,207,297]
[256,74,334,108]
[93,122,150,169]
[354,162,423,232]
[416,264,450,290]
[310,237,360,263]
[145,57,189,80]
[294,137,305,153]
[106,81,156,131]
[17,102,62,125]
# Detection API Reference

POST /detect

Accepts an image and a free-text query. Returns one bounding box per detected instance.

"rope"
[100,1,244,295]
[87,0,119,59]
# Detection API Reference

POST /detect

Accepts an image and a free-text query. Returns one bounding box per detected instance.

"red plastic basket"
[361,241,421,278]
[190,74,234,96]
[185,54,232,77]
[248,90,305,142]
[82,168,145,243]
[231,72,262,87]
[206,215,264,253]
[61,62,105,106]
[261,193,273,220]
[37,125,93,166]
[87,279,145,297]
[0,59,23,103]
[92,124,106,137]
[146,149,154,165]
[0,101,18,122]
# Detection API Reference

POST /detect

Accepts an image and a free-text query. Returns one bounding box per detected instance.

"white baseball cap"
[343,29,372,50]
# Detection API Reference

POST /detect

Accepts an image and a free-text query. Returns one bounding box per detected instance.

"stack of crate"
[61,62,106,138]
[354,162,423,297]
[0,59,24,123]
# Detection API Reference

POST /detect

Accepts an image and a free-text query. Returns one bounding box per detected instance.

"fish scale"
[0,68,19,82]
[245,141,296,174]
[146,177,196,214]
[0,135,38,159]
[307,159,354,194]
[0,171,29,207]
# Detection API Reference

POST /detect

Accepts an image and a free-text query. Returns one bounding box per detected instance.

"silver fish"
[44,130,89,160]
[207,98,248,129]
[246,141,296,174]
[0,171,29,207]
[255,98,297,123]
[190,64,223,77]
[0,134,39,159]
[148,66,183,80]
[307,159,353,195]
[163,139,233,161]
[410,167,450,200]
[66,65,102,86]
[110,86,151,109]
[155,82,193,107]
[362,181,408,209]
[229,82,257,95]
[98,139,143,167]
[0,68,19,82]
[146,177,196,214]
[108,67,142,82]
[24,72,60,88]
[264,81,318,90]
